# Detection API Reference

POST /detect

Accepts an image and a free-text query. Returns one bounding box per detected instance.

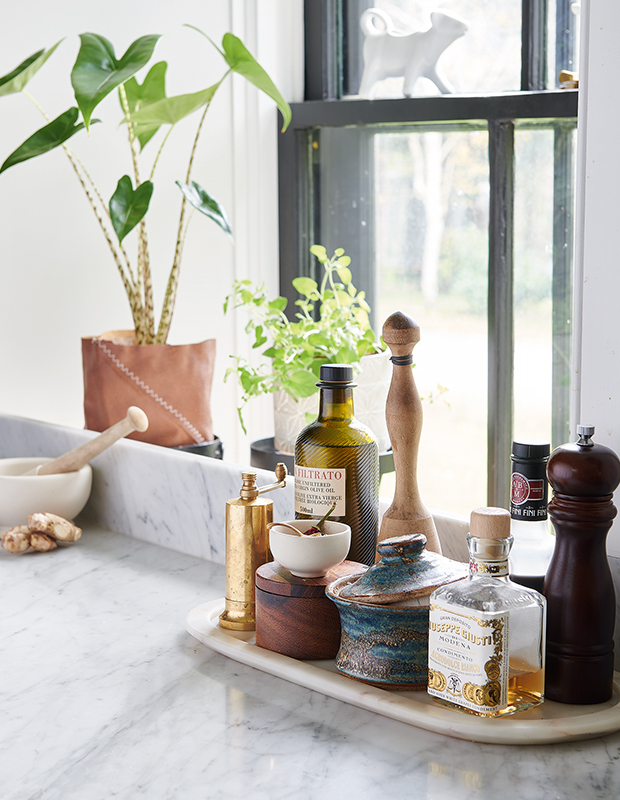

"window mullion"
[488,120,515,508]
[342,0,373,97]
[313,127,376,323]
[278,126,314,312]
[522,0,548,90]
[555,0,577,88]
[304,0,341,100]
[551,122,575,448]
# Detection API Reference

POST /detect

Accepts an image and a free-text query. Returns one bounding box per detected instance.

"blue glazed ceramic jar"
[326,534,466,689]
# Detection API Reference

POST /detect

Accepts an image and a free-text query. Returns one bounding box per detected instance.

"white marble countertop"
[2,413,620,799]
[3,523,620,800]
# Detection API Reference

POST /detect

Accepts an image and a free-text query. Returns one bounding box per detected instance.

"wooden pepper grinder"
[379,312,441,554]
[544,425,620,704]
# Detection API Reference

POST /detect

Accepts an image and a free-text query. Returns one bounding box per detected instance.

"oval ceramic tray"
[186,598,620,745]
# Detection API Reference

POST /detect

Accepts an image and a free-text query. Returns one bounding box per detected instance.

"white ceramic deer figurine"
[359,8,468,99]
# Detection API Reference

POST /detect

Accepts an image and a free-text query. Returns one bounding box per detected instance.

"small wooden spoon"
[24,407,149,476]
[267,521,304,537]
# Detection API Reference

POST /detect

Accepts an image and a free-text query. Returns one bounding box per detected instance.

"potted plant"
[0,28,291,451]
[224,245,391,454]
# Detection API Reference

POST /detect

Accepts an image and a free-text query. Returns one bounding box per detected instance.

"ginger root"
[1,513,81,554]
[29,532,58,552]
[1,526,32,553]
[27,513,82,542]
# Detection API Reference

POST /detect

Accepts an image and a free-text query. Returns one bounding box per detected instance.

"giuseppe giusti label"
[294,466,346,516]
[428,600,509,713]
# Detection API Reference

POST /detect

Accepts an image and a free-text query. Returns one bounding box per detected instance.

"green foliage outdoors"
[224,246,383,433]
[0,29,291,344]
[439,227,488,315]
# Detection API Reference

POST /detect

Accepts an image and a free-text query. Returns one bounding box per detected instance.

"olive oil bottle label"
[294,466,346,516]
[428,600,509,713]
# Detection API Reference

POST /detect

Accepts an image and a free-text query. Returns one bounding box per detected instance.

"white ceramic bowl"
[0,457,93,527]
[269,519,351,578]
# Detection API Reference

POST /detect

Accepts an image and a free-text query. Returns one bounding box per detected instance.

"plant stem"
[156,75,228,344]
[118,84,142,185]
[119,84,154,343]
[21,90,50,121]
[64,144,138,288]
[327,258,341,308]
[320,263,329,296]
[70,158,144,333]
[138,223,155,342]
[149,126,173,181]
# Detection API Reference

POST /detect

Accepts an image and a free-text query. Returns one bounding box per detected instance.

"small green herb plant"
[224,245,383,433]
[0,29,290,344]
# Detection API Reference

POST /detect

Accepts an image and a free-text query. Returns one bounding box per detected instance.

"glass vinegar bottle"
[294,363,379,566]
[428,507,546,717]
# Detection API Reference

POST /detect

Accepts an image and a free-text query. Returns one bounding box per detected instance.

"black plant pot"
[176,435,223,460]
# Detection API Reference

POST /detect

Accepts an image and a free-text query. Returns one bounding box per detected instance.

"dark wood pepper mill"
[544,424,620,704]
[378,311,441,554]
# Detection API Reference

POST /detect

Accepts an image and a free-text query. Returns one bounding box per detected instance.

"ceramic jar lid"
[339,533,467,605]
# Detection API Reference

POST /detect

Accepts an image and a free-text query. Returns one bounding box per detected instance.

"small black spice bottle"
[509,440,555,592]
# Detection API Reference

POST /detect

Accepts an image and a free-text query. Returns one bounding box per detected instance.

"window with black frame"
[278,0,578,515]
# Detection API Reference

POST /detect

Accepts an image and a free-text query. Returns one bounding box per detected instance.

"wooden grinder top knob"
[547,425,620,498]
[382,311,420,350]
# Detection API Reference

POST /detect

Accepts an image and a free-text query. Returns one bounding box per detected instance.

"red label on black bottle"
[510,471,547,519]
[511,473,545,504]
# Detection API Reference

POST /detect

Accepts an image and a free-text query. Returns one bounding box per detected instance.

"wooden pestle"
[378,312,441,554]
[31,407,149,476]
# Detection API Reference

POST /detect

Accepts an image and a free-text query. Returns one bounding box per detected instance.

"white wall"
[0,0,304,465]
[574,0,620,556]
[4,0,620,554]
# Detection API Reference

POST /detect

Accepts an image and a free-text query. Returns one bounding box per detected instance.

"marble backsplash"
[0,414,295,564]
[2,413,620,663]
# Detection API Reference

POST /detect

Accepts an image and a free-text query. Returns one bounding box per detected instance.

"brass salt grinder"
[219,463,287,631]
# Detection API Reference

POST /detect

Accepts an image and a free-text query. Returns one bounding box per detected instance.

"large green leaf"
[310,244,328,262]
[123,61,167,149]
[176,180,232,238]
[268,297,287,313]
[336,266,352,285]
[187,26,291,132]
[128,83,219,128]
[292,276,318,297]
[0,107,90,174]
[71,33,160,131]
[109,175,154,242]
[0,41,62,97]
[222,33,291,132]
[286,368,319,398]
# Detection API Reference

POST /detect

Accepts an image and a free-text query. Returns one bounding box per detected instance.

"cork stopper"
[470,507,511,539]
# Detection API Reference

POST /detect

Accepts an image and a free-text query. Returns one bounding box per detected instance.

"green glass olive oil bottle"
[294,364,379,565]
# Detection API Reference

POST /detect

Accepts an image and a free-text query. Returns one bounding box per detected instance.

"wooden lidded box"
[255,560,366,660]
